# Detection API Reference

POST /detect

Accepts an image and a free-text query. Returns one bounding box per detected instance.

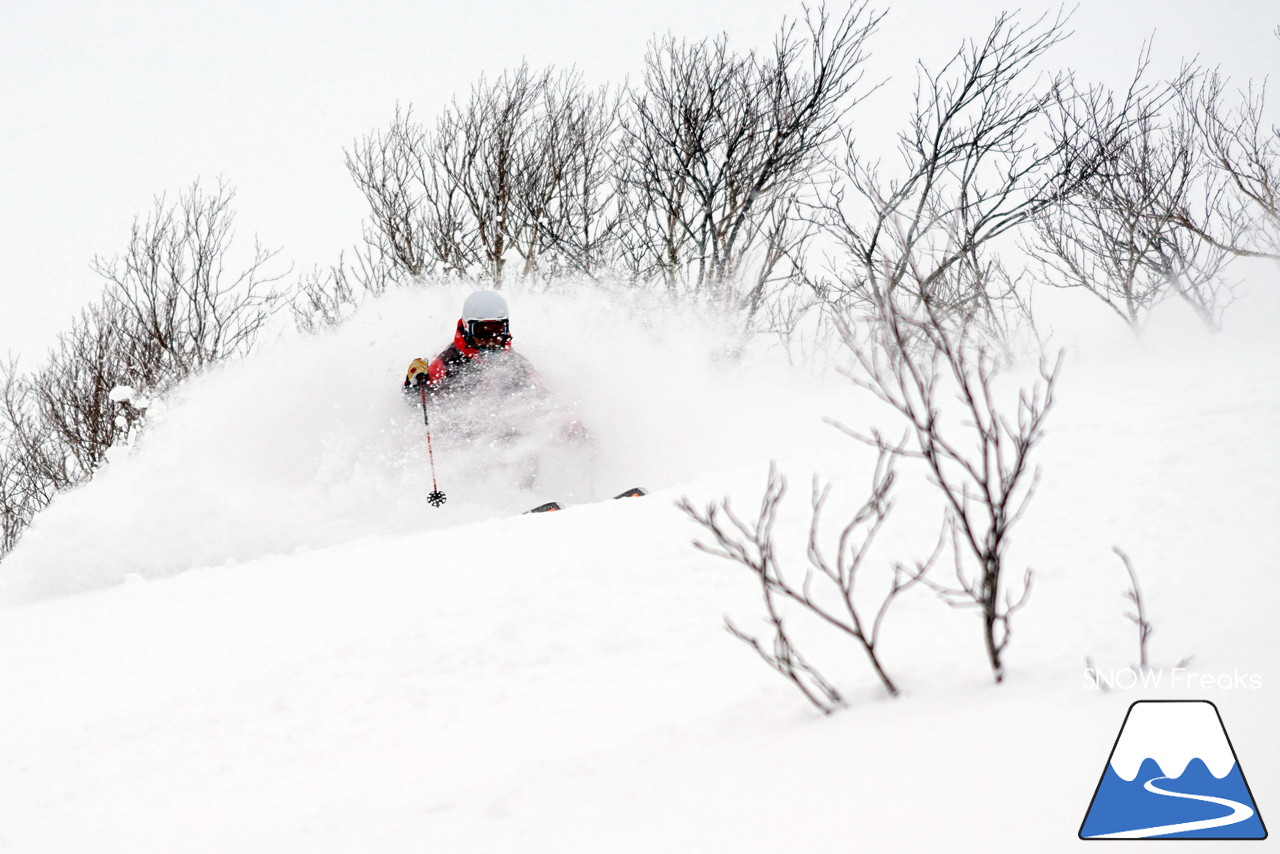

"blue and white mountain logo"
[1080,700,1267,839]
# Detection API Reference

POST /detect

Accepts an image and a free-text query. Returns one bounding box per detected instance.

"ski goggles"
[468,318,510,344]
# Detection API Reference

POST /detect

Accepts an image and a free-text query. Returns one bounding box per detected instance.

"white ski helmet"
[462,290,509,323]
[461,290,511,348]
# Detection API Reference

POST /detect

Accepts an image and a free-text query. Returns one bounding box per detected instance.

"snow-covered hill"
[1,282,1276,852]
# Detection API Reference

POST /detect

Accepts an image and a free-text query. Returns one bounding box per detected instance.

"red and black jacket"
[404,319,542,399]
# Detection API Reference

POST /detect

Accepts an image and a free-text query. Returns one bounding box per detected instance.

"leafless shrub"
[758,265,839,365]
[1176,68,1280,263]
[2,181,281,558]
[344,104,438,279]
[1,362,72,556]
[0,446,41,557]
[346,69,624,289]
[0,304,137,552]
[292,263,360,335]
[835,287,1061,684]
[742,189,829,333]
[1085,547,1192,685]
[822,10,1124,339]
[682,11,1075,685]
[432,65,624,284]
[290,246,402,333]
[513,74,624,280]
[0,438,27,556]
[434,63,552,285]
[336,4,877,325]
[1028,52,1249,330]
[681,470,845,714]
[27,305,131,478]
[1113,546,1193,673]
[680,449,937,712]
[620,3,882,309]
[90,179,285,392]
[1113,547,1152,670]
[1040,54,1280,333]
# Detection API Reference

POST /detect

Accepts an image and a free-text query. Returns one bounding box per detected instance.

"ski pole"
[418,383,447,507]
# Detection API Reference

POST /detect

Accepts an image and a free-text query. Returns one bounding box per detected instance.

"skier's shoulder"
[434,343,470,369]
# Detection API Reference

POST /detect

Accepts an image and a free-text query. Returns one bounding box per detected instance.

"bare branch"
[621,3,883,301]
[1114,546,1153,671]
[833,279,1060,683]
[681,447,933,709]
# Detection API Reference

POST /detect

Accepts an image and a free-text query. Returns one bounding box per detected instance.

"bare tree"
[1028,57,1240,330]
[518,76,625,279]
[0,436,27,556]
[1028,55,1280,331]
[1175,68,1280,263]
[432,63,557,286]
[28,306,129,478]
[1086,547,1191,685]
[292,262,363,335]
[290,245,402,334]
[835,288,1060,684]
[823,11,1118,338]
[340,4,878,309]
[345,105,438,279]
[348,67,623,288]
[621,3,882,305]
[681,449,937,712]
[0,315,132,558]
[91,179,285,392]
[1,362,72,557]
[2,181,282,558]
[0,431,46,557]
[758,265,843,365]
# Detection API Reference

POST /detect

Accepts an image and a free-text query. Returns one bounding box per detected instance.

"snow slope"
[1,281,1276,852]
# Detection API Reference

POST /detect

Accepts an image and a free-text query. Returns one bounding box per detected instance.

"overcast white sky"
[2,0,1276,360]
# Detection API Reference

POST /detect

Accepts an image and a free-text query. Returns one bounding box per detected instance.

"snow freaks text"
[1084,667,1264,692]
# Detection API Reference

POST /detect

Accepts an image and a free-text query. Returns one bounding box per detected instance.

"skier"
[403,290,542,401]
[403,291,590,491]
[401,291,644,510]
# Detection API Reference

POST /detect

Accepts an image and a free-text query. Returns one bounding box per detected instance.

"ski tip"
[526,490,645,515]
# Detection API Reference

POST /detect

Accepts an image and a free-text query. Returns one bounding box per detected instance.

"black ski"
[523,487,646,515]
